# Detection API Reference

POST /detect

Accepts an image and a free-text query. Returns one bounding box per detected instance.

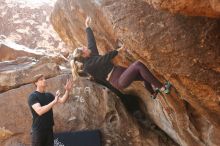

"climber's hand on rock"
[85,16,92,28]
[117,44,125,52]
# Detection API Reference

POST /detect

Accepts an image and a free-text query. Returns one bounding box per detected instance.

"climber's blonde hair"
[70,47,84,81]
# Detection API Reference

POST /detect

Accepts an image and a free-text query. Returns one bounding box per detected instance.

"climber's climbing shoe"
[163,81,171,94]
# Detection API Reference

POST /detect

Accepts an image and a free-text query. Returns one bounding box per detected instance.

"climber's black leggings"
[109,61,163,94]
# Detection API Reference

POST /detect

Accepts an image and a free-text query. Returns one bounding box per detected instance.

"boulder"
[142,0,220,18]
[0,41,43,61]
[0,75,177,146]
[0,56,61,93]
[51,0,220,145]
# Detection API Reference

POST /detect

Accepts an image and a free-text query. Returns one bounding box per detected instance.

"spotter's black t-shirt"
[28,91,55,131]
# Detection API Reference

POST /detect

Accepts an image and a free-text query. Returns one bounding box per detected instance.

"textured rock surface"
[209,0,220,12]
[51,0,220,145]
[0,40,69,62]
[0,56,61,93]
[142,0,220,17]
[0,0,67,52]
[0,75,177,146]
[0,41,43,61]
[54,78,178,146]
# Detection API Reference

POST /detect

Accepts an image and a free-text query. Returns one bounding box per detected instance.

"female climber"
[69,16,171,99]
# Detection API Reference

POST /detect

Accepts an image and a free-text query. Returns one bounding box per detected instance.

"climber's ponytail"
[70,59,79,81]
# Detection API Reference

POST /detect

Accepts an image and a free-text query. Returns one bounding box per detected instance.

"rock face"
[0,75,177,146]
[0,56,60,93]
[142,0,220,18]
[51,0,220,146]
[209,0,220,12]
[0,41,43,61]
[0,0,67,52]
[0,40,69,62]
[54,78,178,146]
